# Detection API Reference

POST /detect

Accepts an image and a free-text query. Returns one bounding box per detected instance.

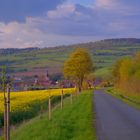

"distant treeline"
[113,52,140,95]
[0,47,39,55]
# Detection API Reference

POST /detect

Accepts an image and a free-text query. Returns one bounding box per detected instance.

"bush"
[113,52,140,95]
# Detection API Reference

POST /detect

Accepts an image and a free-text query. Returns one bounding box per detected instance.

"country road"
[94,90,140,140]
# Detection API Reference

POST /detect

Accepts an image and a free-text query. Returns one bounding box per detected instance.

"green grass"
[0,90,96,140]
[94,67,112,78]
[106,88,140,110]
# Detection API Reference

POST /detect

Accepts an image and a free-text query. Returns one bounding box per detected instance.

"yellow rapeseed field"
[0,88,75,114]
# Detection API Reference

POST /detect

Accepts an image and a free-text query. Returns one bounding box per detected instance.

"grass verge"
[0,90,96,140]
[106,88,140,110]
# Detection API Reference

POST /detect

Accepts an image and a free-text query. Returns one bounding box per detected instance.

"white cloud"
[0,21,41,35]
[94,0,140,15]
[47,3,75,19]
[95,0,118,8]
[0,21,45,48]
[0,17,100,48]
[0,1,140,48]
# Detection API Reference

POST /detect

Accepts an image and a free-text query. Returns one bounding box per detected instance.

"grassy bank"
[1,90,96,140]
[106,88,140,109]
[0,88,74,128]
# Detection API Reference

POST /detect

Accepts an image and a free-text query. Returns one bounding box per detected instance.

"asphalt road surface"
[94,90,140,140]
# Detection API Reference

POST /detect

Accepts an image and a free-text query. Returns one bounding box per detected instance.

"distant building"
[34,69,52,87]
[34,75,39,86]
[45,70,50,82]
[12,69,57,91]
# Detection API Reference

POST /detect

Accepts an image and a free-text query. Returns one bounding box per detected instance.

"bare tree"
[1,66,11,140]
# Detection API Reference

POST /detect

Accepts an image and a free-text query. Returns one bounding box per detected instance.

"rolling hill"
[0,38,140,79]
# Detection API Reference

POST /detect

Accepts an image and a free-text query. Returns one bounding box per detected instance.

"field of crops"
[0,88,75,127]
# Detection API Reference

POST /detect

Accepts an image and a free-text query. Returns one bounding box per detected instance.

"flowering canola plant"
[0,88,75,114]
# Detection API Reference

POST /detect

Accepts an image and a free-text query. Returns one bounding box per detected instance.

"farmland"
[0,90,96,140]
[1,38,140,79]
[0,88,75,127]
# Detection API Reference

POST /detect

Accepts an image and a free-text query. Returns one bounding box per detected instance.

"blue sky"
[67,0,94,5]
[0,0,140,48]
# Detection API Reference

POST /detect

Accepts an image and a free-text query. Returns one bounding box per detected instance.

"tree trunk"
[78,86,82,93]
[77,76,83,93]
[4,87,7,140]
[7,84,10,140]
[4,97,7,140]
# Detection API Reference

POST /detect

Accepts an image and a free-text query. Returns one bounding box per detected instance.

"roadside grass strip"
[106,88,140,110]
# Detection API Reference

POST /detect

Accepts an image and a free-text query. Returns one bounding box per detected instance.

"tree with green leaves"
[63,48,93,92]
[113,52,140,94]
[1,66,11,140]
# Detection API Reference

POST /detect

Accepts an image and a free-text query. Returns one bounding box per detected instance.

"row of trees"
[113,52,140,95]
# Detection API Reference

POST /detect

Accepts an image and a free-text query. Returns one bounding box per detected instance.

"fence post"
[48,93,51,120]
[61,89,63,109]
[70,93,73,104]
